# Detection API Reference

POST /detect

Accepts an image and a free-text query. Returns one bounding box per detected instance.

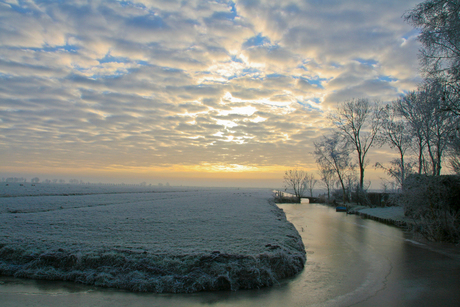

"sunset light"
[0,0,424,187]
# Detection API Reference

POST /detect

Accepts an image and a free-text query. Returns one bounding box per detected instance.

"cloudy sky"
[0,0,422,187]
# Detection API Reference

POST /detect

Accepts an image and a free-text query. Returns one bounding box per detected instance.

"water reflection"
[2,203,459,307]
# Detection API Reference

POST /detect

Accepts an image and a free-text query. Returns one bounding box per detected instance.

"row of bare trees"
[282,169,317,199]
[312,0,460,203]
[312,80,459,203]
[313,98,382,203]
[403,0,460,177]
[284,98,382,202]
[285,0,460,206]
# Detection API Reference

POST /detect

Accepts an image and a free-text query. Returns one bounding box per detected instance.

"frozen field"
[0,184,305,293]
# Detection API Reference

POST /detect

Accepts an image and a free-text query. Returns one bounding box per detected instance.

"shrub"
[399,175,460,243]
[273,191,300,203]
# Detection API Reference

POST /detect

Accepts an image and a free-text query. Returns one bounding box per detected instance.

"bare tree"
[344,163,358,202]
[329,98,383,190]
[318,166,335,201]
[305,173,317,197]
[398,81,458,176]
[404,0,460,114]
[380,101,413,187]
[314,132,351,203]
[396,91,428,174]
[283,169,308,199]
[375,159,416,190]
[420,81,458,175]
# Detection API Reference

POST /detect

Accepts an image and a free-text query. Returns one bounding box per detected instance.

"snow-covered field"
[0,184,305,292]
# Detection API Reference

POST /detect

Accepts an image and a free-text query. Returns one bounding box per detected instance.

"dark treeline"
[1,177,170,187]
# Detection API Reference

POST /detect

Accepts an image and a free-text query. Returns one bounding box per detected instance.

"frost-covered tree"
[344,163,359,202]
[304,173,317,197]
[380,102,413,186]
[405,0,460,114]
[398,82,458,176]
[318,166,335,201]
[375,159,416,190]
[283,169,308,199]
[396,91,428,174]
[329,98,383,190]
[314,132,352,203]
[420,81,458,175]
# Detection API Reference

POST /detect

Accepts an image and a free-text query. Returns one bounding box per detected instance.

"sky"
[0,0,423,188]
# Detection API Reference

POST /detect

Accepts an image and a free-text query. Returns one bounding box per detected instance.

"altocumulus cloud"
[0,0,422,183]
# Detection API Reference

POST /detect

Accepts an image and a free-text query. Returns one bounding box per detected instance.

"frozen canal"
[2,202,460,306]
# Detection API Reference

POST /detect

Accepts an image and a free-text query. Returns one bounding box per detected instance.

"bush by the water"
[399,175,460,243]
[273,191,300,203]
[330,187,396,207]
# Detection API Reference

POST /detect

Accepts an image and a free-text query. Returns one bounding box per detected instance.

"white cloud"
[0,0,423,183]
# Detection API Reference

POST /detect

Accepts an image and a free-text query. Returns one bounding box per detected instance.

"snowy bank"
[0,185,305,292]
[355,207,412,228]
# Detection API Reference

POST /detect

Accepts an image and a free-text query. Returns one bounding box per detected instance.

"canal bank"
[351,206,413,228]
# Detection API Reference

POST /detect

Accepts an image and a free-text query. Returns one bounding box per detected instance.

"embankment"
[353,207,412,228]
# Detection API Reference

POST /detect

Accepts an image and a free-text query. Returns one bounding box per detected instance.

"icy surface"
[0,184,305,292]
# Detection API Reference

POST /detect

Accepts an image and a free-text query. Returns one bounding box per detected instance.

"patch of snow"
[404,239,425,245]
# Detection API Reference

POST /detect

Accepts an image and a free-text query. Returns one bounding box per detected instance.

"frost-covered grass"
[0,184,305,292]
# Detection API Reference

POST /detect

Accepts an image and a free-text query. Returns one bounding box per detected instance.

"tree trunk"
[426,139,437,176]
[436,140,442,176]
[400,153,405,189]
[359,161,365,190]
[336,171,347,203]
[418,143,423,174]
